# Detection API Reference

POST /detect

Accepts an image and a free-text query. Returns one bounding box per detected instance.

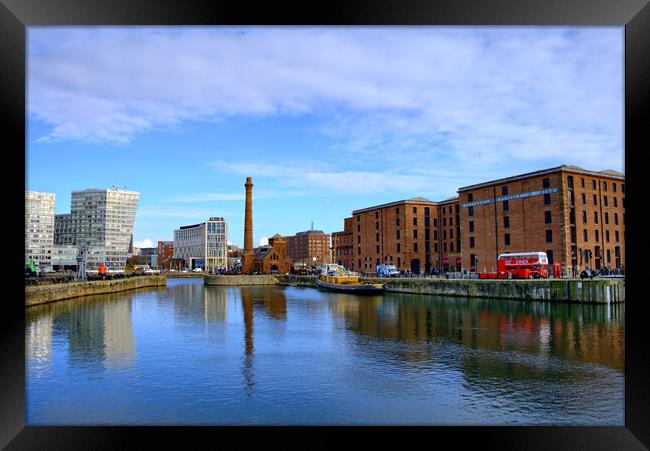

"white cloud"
[134,238,155,248]
[258,236,268,246]
[212,159,482,197]
[29,27,623,171]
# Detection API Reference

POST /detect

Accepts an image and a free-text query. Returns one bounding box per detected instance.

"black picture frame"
[2,0,648,448]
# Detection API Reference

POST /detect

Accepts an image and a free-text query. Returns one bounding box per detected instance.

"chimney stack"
[242,177,254,273]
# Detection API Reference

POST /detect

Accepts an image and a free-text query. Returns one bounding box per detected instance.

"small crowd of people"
[575,265,624,279]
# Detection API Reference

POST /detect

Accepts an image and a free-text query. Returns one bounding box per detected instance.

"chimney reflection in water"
[241,288,255,397]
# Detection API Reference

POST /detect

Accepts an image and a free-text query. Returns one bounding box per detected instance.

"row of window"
[361,237,462,256]
[466,177,624,205]
[580,211,622,225]
[364,205,460,222]
[568,175,624,193]
[576,192,624,208]
[468,208,624,231]
[467,227,622,250]
[581,229,621,243]
[469,210,556,232]
[360,213,464,236]
[468,229,554,248]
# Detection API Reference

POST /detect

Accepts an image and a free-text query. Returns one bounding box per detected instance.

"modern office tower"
[25,191,56,271]
[54,213,75,245]
[70,188,140,270]
[173,217,228,272]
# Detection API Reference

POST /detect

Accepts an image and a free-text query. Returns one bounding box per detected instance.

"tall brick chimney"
[242,177,254,273]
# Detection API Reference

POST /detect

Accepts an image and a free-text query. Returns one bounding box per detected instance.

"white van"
[376,264,400,277]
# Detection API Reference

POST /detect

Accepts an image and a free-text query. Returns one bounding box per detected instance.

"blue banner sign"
[461,187,559,208]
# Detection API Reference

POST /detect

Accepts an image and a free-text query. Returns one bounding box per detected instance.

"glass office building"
[173,217,228,272]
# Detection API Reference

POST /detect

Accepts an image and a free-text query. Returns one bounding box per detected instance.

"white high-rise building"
[25,191,55,271]
[173,217,228,272]
[54,213,75,245]
[70,188,140,270]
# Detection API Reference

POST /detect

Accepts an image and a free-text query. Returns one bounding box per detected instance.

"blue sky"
[26,27,624,248]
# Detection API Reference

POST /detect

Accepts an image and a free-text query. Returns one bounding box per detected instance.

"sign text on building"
[461,187,559,208]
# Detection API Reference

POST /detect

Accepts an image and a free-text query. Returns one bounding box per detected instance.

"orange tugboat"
[316,264,386,294]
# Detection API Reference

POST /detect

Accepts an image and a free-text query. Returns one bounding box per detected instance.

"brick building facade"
[285,230,331,268]
[458,165,625,275]
[347,197,465,275]
[252,234,292,274]
[157,240,174,270]
[436,198,462,271]
[338,165,624,276]
[332,217,354,270]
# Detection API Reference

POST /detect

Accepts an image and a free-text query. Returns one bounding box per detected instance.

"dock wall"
[204,274,279,286]
[25,275,167,307]
[25,274,624,306]
[278,276,624,303]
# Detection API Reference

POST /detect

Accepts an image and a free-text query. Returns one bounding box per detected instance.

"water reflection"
[102,299,136,368]
[26,315,52,376]
[204,285,227,323]
[332,294,624,371]
[27,293,138,371]
[26,283,623,425]
[238,286,288,397]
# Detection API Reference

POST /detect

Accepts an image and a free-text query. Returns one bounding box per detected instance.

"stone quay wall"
[278,275,624,304]
[25,275,167,307]
[276,275,319,287]
[164,273,205,278]
[204,274,279,286]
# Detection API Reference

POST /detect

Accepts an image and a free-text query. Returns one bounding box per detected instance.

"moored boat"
[316,264,386,294]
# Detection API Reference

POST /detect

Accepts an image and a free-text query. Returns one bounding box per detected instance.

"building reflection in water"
[102,298,136,368]
[170,281,229,327]
[27,293,137,370]
[238,286,288,397]
[26,315,53,375]
[331,293,624,377]
[203,285,227,324]
[172,281,205,322]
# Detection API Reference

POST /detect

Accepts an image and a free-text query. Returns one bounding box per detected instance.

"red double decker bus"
[480,252,549,279]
